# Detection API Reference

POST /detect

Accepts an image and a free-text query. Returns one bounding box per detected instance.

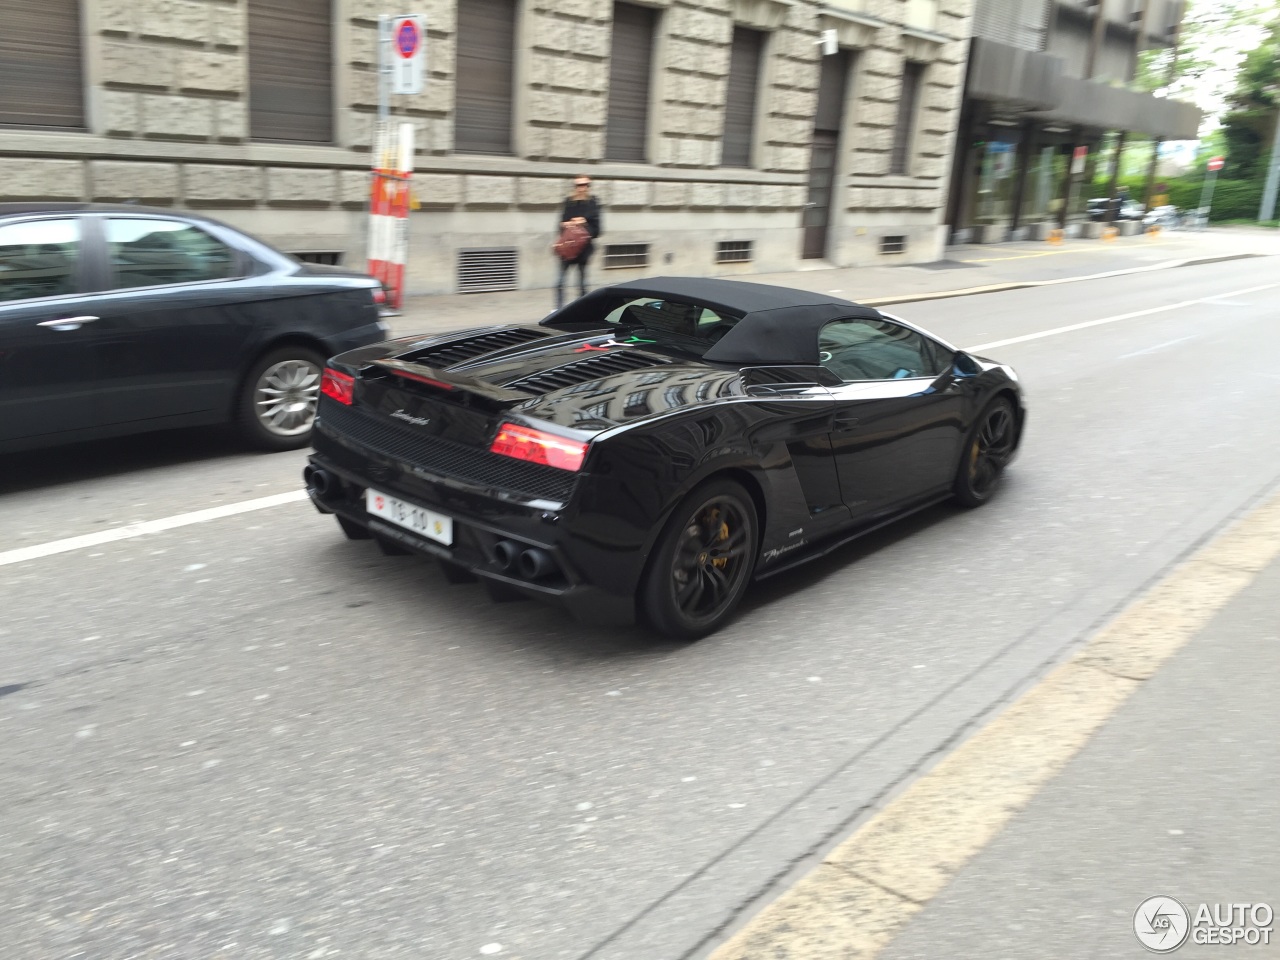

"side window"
[105,219,237,290]
[819,318,946,382]
[0,219,80,303]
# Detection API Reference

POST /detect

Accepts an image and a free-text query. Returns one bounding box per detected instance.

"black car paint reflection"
[305,278,1025,636]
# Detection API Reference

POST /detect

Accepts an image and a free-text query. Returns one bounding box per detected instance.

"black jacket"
[559,196,602,262]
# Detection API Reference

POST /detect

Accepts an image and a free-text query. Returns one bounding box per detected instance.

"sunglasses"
[574,181,591,187]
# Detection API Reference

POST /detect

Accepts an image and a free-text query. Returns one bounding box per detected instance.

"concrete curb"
[861,253,1264,308]
[708,487,1280,960]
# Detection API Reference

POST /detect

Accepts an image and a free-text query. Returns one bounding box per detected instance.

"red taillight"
[372,286,387,306]
[490,423,588,472]
[320,367,354,406]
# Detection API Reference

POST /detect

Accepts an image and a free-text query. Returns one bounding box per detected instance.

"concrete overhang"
[1027,76,1202,139]
[967,38,1063,112]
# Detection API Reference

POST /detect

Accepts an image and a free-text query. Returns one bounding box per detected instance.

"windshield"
[602,298,741,356]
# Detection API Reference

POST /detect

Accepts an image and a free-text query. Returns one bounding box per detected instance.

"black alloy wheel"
[642,479,757,640]
[953,397,1017,508]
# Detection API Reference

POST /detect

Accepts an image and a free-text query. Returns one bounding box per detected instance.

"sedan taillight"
[320,368,355,406]
[490,423,588,472]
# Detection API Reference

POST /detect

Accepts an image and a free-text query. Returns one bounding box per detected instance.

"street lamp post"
[1259,87,1280,224]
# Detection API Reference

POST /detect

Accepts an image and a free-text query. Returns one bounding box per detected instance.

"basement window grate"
[716,240,752,263]
[458,248,518,293]
[295,251,343,265]
[603,243,649,269]
[880,235,907,255]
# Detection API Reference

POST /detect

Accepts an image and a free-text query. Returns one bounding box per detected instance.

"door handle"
[834,414,860,430]
[37,315,99,331]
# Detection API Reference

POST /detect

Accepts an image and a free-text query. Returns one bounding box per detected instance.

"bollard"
[1047,228,1064,245]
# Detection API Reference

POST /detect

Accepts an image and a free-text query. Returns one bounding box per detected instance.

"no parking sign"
[390,15,425,95]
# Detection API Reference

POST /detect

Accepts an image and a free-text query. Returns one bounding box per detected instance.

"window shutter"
[0,0,83,129]
[721,27,763,168]
[248,0,334,143]
[455,0,516,156]
[605,2,656,163]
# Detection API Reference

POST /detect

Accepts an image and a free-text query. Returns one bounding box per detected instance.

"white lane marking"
[0,490,308,567]
[1118,334,1199,359]
[967,281,1280,352]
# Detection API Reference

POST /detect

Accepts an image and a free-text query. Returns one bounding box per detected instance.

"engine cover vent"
[504,351,667,395]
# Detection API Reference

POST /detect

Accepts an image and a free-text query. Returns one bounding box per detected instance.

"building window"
[603,243,650,268]
[880,235,907,254]
[721,26,763,168]
[716,240,753,263]
[455,0,516,155]
[889,62,925,175]
[0,0,83,129]
[248,0,334,143]
[605,2,657,162]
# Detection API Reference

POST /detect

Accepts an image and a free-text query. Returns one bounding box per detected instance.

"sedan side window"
[0,219,80,303]
[819,318,946,382]
[105,218,236,290]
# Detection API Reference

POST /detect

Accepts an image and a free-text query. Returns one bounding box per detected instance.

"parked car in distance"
[305,277,1026,639]
[1087,197,1145,222]
[0,203,388,454]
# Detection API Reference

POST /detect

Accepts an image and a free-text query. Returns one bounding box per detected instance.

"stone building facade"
[0,0,973,296]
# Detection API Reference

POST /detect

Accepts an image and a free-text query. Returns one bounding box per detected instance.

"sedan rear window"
[105,218,237,289]
[0,218,79,303]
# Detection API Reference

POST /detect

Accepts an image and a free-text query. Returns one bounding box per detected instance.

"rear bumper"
[304,453,637,628]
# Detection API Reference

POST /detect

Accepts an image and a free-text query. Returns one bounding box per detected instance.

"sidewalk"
[385,225,1280,340]
[877,552,1280,959]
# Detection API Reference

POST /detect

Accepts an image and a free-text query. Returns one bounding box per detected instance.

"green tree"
[1218,17,1280,179]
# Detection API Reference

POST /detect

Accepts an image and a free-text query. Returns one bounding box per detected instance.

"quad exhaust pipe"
[304,465,335,499]
[494,540,557,581]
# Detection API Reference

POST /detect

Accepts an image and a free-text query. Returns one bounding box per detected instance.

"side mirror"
[953,352,981,377]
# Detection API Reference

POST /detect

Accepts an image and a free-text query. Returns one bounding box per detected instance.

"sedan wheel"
[237,346,326,451]
[642,479,757,640]
[954,397,1016,507]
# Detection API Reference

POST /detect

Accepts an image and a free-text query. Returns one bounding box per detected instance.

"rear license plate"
[365,488,453,545]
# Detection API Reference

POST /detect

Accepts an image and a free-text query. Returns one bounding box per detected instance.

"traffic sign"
[390,15,425,95]
[1207,155,1224,172]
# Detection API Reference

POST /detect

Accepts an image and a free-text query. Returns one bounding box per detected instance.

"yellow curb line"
[710,489,1280,960]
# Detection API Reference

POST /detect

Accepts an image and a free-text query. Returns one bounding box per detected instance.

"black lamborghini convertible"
[304,277,1025,638]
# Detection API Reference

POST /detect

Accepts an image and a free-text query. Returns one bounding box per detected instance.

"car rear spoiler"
[363,358,532,408]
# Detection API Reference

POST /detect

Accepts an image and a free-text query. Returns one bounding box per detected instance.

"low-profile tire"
[640,478,758,641]
[336,515,372,540]
[953,396,1017,508]
[236,345,326,451]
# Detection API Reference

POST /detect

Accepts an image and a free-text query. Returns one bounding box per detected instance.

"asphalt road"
[2,257,1279,960]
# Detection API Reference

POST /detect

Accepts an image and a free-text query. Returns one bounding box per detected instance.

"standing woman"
[555,175,602,309]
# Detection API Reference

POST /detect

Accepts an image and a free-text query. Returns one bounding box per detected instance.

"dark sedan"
[0,203,387,453]
[304,277,1026,639]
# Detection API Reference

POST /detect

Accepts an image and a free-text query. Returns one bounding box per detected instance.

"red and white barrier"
[367,122,414,311]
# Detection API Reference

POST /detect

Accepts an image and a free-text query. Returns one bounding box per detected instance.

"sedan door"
[0,216,103,446]
[86,215,263,428]
[817,317,973,520]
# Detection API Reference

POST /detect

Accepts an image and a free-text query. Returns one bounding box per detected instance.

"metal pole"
[1259,107,1280,223]
[1197,167,1218,230]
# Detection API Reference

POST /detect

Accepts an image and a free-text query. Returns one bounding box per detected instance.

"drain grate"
[457,248,518,293]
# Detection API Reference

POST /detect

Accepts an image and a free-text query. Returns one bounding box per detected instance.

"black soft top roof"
[541,276,885,365]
